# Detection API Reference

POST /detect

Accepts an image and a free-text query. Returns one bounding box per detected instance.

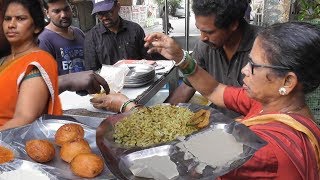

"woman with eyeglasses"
[92,22,320,179]
[0,0,62,131]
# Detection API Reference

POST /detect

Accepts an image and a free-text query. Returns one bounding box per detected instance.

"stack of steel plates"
[124,64,155,88]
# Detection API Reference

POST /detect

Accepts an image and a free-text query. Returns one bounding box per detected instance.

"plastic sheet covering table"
[0,115,116,180]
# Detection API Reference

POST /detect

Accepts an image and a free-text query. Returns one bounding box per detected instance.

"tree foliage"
[297,0,320,20]
[154,0,183,15]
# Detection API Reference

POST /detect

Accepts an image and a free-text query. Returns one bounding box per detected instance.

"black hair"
[192,0,248,29]
[3,0,45,36]
[42,0,70,10]
[258,22,320,93]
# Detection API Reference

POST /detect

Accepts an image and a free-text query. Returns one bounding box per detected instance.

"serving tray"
[96,103,267,179]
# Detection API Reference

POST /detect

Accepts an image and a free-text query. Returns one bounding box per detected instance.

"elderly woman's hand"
[90,93,130,113]
[144,32,184,63]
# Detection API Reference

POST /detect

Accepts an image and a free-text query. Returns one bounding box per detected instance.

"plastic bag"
[99,65,130,93]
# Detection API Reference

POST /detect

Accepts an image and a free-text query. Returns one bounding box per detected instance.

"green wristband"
[119,99,136,113]
[178,54,197,76]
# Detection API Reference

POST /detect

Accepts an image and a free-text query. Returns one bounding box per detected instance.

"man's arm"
[165,40,205,104]
[165,82,196,105]
[58,70,110,95]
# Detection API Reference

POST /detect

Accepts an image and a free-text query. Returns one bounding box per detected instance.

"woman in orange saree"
[0,0,62,131]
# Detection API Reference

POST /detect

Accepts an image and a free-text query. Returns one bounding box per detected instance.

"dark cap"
[91,0,115,15]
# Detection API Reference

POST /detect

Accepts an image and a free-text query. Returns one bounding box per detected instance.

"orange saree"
[0,50,62,126]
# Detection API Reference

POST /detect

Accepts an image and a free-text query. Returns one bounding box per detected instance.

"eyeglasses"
[247,58,291,75]
[97,6,116,17]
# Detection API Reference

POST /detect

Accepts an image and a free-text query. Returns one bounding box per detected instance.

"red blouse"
[219,87,319,180]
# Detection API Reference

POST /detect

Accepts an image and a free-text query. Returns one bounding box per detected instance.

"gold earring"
[278,87,287,95]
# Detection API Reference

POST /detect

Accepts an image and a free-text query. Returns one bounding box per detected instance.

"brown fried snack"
[26,140,55,163]
[191,109,207,121]
[187,109,207,126]
[60,139,91,163]
[197,110,211,128]
[187,114,205,126]
[187,109,211,129]
[70,153,104,178]
[0,146,14,164]
[55,123,84,146]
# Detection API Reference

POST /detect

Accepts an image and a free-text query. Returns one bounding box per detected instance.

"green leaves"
[297,0,320,20]
[155,0,184,15]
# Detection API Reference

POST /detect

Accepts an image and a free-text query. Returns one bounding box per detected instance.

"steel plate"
[126,64,155,78]
[124,77,155,88]
[124,64,155,88]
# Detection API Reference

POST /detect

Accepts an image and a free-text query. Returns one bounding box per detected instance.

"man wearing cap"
[84,0,151,71]
[39,0,86,75]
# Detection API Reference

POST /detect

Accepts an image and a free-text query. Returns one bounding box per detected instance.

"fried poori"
[70,153,104,178]
[60,139,91,163]
[0,146,14,164]
[25,140,55,163]
[55,123,84,146]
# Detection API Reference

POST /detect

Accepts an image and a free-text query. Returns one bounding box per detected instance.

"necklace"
[10,40,37,60]
[0,45,36,68]
[260,104,306,114]
[11,46,35,60]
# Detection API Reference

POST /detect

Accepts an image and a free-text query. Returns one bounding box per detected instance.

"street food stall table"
[60,60,179,119]
[0,106,266,179]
